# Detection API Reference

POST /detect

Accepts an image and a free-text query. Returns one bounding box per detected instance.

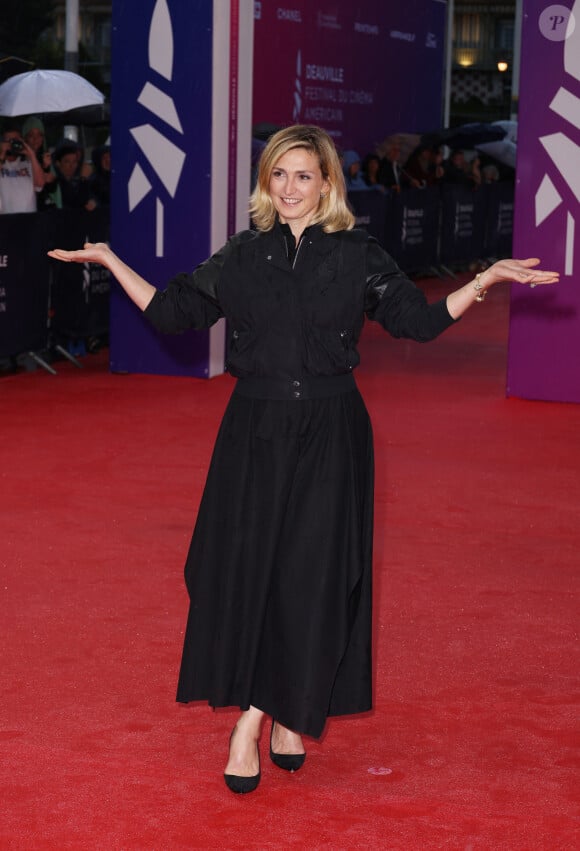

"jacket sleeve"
[363,238,457,342]
[143,233,251,333]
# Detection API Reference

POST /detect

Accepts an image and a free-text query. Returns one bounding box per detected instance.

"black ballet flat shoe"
[269,721,306,773]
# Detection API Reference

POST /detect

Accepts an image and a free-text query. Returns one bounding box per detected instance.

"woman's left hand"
[446,258,559,320]
[478,258,560,289]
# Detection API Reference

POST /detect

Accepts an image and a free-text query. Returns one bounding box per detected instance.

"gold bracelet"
[473,272,487,302]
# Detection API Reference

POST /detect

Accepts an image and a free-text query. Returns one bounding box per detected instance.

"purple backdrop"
[252,1,447,154]
[509,0,580,402]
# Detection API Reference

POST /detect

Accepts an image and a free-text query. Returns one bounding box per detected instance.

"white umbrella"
[476,139,517,169]
[492,119,517,143]
[0,69,104,117]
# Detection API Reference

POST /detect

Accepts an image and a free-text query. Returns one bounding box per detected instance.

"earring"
[320,192,327,198]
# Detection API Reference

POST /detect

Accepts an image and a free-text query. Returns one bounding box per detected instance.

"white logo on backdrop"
[293,50,302,122]
[127,0,186,258]
[535,1,580,274]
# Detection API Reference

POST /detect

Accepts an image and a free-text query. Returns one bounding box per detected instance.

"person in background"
[88,144,111,207]
[405,145,444,188]
[377,138,420,191]
[482,162,500,183]
[47,124,559,796]
[467,153,482,188]
[342,150,372,191]
[442,148,479,189]
[23,116,58,211]
[361,153,385,191]
[0,123,46,214]
[53,140,96,211]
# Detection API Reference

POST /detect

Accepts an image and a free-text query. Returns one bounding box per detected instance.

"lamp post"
[64,0,80,141]
[65,0,79,74]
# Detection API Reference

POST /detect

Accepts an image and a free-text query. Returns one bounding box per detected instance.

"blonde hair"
[249,124,355,233]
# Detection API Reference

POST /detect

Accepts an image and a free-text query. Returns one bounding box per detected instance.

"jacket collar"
[258,220,334,272]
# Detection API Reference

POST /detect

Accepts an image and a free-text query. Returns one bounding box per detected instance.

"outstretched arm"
[21,139,47,190]
[48,242,156,311]
[446,258,559,319]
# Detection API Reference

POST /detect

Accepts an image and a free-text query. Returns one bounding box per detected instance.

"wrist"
[473,271,490,302]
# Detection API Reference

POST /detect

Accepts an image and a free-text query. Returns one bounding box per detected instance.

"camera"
[8,139,25,155]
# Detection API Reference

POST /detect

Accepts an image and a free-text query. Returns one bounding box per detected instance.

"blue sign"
[110,0,214,376]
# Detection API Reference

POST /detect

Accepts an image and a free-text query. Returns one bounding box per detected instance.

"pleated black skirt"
[176,380,374,738]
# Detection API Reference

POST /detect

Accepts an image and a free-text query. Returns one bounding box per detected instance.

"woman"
[48,125,558,794]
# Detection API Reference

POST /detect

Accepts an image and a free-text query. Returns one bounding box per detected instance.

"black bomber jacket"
[143,222,457,380]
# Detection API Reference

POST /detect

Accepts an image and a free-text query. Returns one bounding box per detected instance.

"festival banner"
[509,0,580,402]
[110,0,253,377]
[383,187,441,272]
[253,0,447,154]
[439,185,487,266]
[484,182,514,259]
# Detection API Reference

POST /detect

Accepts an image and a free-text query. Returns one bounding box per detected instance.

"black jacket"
[144,223,456,380]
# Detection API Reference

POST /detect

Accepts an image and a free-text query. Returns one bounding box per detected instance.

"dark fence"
[348,182,514,274]
[0,208,110,360]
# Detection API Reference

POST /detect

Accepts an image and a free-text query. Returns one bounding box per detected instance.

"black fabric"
[234,373,355,400]
[144,224,457,377]
[175,387,374,738]
[144,225,457,737]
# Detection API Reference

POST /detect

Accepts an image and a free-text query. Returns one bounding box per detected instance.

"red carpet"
[2,276,578,849]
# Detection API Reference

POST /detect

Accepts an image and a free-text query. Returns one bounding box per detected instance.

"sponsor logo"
[426,32,438,48]
[277,7,302,23]
[354,22,379,36]
[390,30,416,43]
[317,12,341,31]
[254,1,262,20]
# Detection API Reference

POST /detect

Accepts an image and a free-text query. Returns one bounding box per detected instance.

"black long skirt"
[176,383,374,738]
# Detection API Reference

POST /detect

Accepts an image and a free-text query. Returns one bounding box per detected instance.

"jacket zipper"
[292,235,305,269]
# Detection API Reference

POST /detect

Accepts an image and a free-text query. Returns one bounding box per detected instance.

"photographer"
[0,124,46,214]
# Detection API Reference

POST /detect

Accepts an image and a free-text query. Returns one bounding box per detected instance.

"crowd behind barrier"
[0,207,110,364]
[1,183,513,366]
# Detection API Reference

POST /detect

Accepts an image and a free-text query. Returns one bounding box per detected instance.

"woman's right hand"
[48,242,112,266]
[48,243,157,311]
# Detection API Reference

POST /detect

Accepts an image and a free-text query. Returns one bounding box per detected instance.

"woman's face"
[268,147,329,235]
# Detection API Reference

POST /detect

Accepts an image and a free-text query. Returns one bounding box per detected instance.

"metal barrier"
[349,182,514,275]
[0,208,110,368]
